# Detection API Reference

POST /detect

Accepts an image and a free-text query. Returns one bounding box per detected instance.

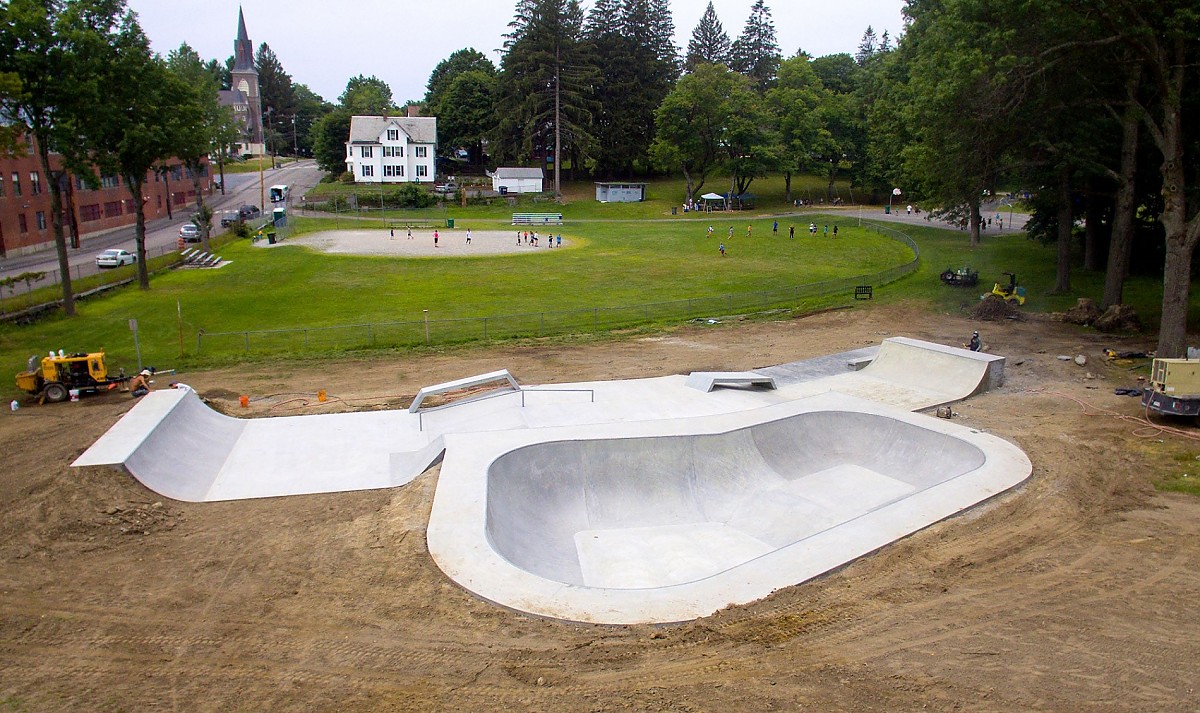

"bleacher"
[512,213,564,226]
[388,218,438,230]
[180,248,223,268]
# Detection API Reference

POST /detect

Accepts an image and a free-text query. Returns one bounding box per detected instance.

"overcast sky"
[126,1,905,105]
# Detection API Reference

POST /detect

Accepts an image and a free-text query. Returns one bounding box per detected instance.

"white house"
[489,167,544,194]
[344,115,437,184]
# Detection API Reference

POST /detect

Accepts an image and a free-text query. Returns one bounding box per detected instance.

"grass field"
[3,171,1197,398]
[0,214,913,380]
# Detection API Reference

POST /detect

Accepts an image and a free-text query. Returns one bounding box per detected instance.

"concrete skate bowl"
[428,397,1032,624]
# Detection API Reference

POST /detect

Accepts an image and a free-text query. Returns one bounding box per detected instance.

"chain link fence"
[197,221,919,357]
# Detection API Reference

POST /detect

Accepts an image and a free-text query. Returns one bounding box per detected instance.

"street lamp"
[890,187,901,214]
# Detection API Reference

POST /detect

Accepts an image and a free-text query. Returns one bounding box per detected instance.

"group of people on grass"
[516,230,562,248]
[711,220,840,257]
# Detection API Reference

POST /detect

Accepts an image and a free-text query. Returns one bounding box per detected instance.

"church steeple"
[233,6,255,73]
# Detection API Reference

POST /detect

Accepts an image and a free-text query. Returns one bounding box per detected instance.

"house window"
[79,204,101,221]
[416,165,428,178]
[123,198,137,213]
[104,201,122,218]
[11,172,20,196]
[360,146,373,158]
[387,129,399,141]
[18,214,28,233]
[398,146,404,157]
[398,165,404,177]
[30,171,41,195]
[361,165,374,177]
[35,211,46,230]
[0,174,5,197]
[100,175,119,189]
[415,146,427,158]
[347,145,352,157]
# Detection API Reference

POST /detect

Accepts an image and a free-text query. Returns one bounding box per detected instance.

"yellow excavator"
[15,351,128,403]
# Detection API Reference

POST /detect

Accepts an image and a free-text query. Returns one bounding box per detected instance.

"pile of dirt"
[1094,303,1142,333]
[970,294,1024,321]
[1063,297,1103,325]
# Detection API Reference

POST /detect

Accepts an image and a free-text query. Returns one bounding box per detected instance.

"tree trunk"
[1053,165,1073,294]
[162,168,173,220]
[128,174,150,290]
[553,49,562,199]
[36,139,75,316]
[192,168,211,253]
[969,200,981,247]
[826,161,837,201]
[681,166,695,204]
[1101,88,1140,309]
[1154,104,1199,358]
[784,171,792,205]
[1082,188,1101,271]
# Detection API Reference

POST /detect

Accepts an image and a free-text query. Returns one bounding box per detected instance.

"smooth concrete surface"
[74,337,1006,505]
[427,392,1031,624]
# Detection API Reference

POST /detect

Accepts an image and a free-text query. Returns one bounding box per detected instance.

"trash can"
[885,205,891,214]
[447,218,455,228]
[267,232,276,245]
[671,207,677,215]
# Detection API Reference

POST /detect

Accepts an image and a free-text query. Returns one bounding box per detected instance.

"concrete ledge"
[684,371,777,392]
[409,369,520,413]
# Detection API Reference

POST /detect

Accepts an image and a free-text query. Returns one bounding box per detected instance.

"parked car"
[433,182,457,195]
[219,205,259,228]
[95,249,137,268]
[179,223,201,242]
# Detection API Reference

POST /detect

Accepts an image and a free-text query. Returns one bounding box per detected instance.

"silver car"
[95,249,137,268]
[179,223,201,242]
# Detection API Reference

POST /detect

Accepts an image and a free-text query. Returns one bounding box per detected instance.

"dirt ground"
[2,302,1199,712]
[267,228,569,257]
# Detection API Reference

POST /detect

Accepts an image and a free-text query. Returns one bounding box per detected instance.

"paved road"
[0,159,323,283]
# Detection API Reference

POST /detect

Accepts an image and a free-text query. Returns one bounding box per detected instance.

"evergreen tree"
[493,0,596,195]
[729,0,780,90]
[425,49,496,162]
[685,1,731,71]
[855,25,878,65]
[255,42,296,155]
[586,0,678,176]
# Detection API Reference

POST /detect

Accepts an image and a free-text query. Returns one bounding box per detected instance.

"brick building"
[0,134,211,259]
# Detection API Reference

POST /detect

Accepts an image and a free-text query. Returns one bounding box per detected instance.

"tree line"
[3,0,1196,357]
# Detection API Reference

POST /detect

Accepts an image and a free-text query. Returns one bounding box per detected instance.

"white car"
[179,223,201,242]
[95,248,137,268]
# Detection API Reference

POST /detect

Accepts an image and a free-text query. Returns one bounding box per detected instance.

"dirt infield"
[262,228,569,257]
[2,303,1199,711]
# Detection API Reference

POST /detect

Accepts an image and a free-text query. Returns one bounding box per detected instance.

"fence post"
[196,333,202,353]
[482,317,488,340]
[539,312,544,335]
[244,331,250,352]
[593,308,598,331]
[424,309,430,345]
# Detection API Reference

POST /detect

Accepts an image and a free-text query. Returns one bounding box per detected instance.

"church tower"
[230,7,264,154]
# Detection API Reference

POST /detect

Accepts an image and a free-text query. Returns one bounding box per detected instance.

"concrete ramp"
[684,371,777,392]
[73,390,443,502]
[780,337,1004,410]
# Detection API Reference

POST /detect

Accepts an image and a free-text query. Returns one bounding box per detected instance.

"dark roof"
[232,7,255,73]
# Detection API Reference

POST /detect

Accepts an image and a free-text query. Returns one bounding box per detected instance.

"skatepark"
[75,336,1031,623]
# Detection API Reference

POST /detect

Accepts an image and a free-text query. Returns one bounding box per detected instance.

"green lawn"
[0,214,911,379]
[4,198,1197,399]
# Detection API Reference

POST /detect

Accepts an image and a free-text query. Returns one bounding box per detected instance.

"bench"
[512,213,563,226]
[388,219,437,230]
[855,285,873,300]
[409,369,520,413]
[684,371,778,393]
